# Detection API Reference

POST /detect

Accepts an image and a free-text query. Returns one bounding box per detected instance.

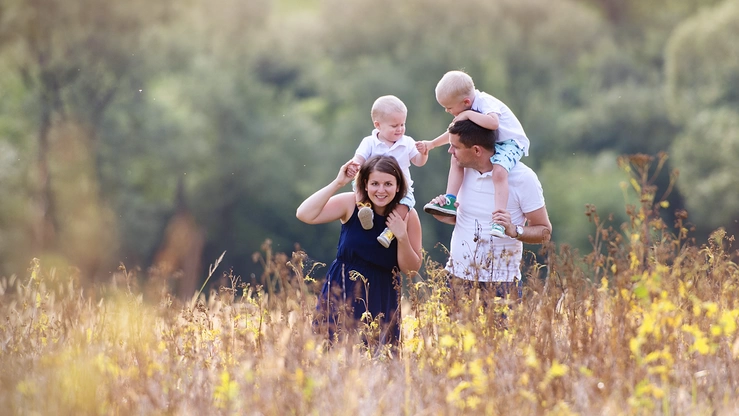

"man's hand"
[491,209,514,237]
[428,194,457,225]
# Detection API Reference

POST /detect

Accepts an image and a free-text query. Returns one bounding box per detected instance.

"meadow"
[2,156,738,415]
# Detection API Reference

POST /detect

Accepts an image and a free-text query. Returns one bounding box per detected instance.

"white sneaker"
[377,227,395,248]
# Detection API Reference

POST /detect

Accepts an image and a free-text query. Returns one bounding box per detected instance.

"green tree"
[0,0,175,278]
[538,151,635,253]
[665,0,739,236]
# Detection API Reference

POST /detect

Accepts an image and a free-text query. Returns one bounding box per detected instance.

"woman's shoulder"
[334,192,359,222]
[407,208,422,225]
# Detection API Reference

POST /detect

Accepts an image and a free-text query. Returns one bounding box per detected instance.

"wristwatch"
[515,225,524,240]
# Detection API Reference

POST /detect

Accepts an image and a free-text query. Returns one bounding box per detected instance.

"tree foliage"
[0,0,734,284]
[666,0,739,236]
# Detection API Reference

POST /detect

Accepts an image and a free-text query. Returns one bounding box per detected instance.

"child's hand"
[415,140,432,154]
[453,110,472,122]
[345,161,360,179]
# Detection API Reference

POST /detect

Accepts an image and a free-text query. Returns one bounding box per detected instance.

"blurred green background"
[1,0,737,291]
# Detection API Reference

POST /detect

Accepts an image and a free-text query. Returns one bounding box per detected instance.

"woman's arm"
[296,160,358,224]
[387,208,423,274]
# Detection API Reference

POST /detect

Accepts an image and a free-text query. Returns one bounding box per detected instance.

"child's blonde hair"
[435,70,475,103]
[371,95,407,121]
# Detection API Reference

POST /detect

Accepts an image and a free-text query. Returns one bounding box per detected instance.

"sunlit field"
[2,156,738,415]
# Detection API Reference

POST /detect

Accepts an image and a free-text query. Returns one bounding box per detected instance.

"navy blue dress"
[315,206,401,344]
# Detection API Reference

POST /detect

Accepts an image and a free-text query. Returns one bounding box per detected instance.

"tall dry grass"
[2,153,738,415]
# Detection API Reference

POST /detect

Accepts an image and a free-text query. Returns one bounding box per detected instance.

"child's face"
[438,96,471,117]
[373,112,406,143]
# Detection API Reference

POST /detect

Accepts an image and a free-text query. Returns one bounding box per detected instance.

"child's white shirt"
[471,89,530,156]
[354,130,419,189]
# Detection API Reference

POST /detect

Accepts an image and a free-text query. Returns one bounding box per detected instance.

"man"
[427,119,552,301]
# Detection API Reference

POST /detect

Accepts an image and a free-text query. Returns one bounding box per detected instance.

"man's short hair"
[435,70,475,103]
[448,119,497,151]
[371,95,407,121]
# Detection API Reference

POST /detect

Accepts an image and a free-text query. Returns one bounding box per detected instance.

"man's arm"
[494,206,552,244]
[516,206,552,244]
[432,214,456,225]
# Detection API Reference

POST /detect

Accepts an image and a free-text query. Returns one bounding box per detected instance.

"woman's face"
[365,170,398,212]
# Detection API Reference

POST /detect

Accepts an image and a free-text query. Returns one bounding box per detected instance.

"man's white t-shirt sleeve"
[514,169,546,214]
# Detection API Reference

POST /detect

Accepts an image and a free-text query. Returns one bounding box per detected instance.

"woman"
[296,155,423,345]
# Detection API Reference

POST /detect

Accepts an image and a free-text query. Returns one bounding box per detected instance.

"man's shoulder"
[508,162,540,186]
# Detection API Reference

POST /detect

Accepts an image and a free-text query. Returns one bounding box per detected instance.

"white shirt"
[446,162,545,282]
[471,90,530,156]
[355,129,420,188]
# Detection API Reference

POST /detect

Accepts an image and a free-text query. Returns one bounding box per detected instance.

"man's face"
[447,132,474,168]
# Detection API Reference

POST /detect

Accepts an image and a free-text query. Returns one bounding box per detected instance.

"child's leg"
[353,179,375,230]
[488,139,523,237]
[394,203,410,220]
[492,165,509,213]
[423,155,461,217]
[488,165,509,238]
[445,155,464,197]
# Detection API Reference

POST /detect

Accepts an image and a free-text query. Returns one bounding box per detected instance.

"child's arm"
[455,110,499,130]
[347,154,366,178]
[415,131,450,154]
[411,149,428,167]
[352,154,366,165]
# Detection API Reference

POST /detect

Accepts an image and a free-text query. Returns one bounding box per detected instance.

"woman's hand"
[386,210,409,242]
[296,160,360,225]
[338,160,361,187]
